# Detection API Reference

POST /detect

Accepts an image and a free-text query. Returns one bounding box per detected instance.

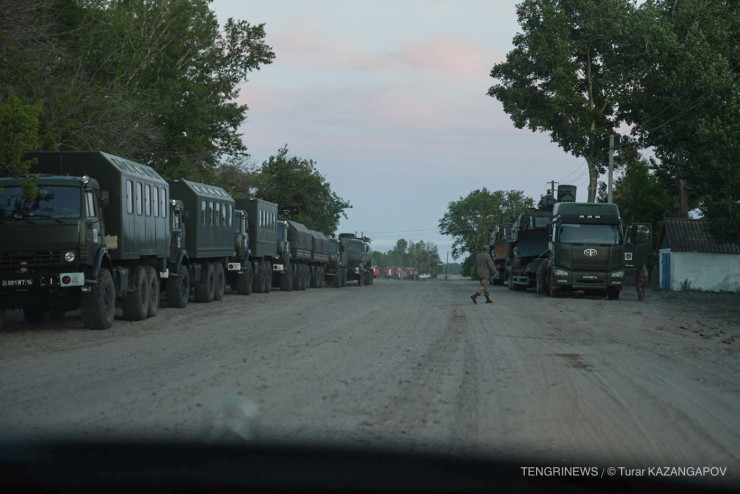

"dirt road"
[1,280,738,484]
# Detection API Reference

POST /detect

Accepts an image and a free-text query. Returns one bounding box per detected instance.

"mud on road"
[0,280,738,484]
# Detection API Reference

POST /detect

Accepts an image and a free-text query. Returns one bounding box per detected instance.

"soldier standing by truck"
[471,246,498,304]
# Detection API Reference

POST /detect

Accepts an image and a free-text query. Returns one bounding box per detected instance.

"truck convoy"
[490,184,651,300]
[0,151,372,331]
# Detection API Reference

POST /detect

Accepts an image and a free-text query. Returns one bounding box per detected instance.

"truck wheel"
[0,310,5,331]
[318,267,325,288]
[280,261,293,291]
[300,264,308,290]
[252,261,265,293]
[167,264,190,308]
[291,264,301,291]
[340,267,347,287]
[235,263,253,295]
[213,262,225,301]
[332,270,341,288]
[195,262,216,303]
[263,261,272,293]
[145,266,159,317]
[81,268,116,330]
[23,305,46,325]
[607,287,620,300]
[122,266,150,320]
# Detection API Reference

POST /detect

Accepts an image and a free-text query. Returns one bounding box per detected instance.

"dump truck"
[0,151,170,330]
[234,198,278,293]
[166,179,240,305]
[324,238,346,287]
[338,233,373,286]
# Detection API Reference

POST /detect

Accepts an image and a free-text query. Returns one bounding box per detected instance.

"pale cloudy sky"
[211,0,592,259]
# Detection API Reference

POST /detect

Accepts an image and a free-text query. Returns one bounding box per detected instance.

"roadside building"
[657,218,740,292]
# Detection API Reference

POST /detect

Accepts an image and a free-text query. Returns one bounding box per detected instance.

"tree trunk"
[678,178,688,218]
[586,157,598,202]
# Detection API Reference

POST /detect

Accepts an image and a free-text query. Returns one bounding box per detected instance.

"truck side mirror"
[99,191,110,208]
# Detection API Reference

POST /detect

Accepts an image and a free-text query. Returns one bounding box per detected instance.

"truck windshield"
[0,185,82,219]
[556,223,622,245]
[329,242,337,254]
[533,216,550,228]
[346,242,362,253]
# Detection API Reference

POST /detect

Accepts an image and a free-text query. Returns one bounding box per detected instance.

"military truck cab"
[324,238,346,288]
[0,151,171,330]
[338,233,373,286]
[545,202,625,299]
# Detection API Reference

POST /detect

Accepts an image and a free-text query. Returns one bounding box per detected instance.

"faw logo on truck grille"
[583,248,598,257]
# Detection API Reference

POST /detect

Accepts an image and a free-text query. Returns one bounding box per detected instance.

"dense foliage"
[372,239,442,276]
[0,0,274,180]
[439,189,534,261]
[489,0,739,243]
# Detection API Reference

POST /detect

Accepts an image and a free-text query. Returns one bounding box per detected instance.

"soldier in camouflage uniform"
[358,260,366,287]
[636,263,649,301]
[471,246,498,304]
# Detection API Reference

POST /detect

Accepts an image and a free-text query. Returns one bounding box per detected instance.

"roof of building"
[659,218,740,254]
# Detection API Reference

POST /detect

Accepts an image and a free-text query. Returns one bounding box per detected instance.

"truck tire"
[332,270,341,288]
[263,261,272,293]
[301,264,308,290]
[548,271,561,298]
[167,264,190,308]
[195,262,216,303]
[0,310,5,331]
[81,267,116,330]
[252,261,265,293]
[280,261,293,291]
[340,267,347,287]
[213,262,225,301]
[122,266,150,321]
[607,287,620,300]
[23,305,46,324]
[318,267,325,288]
[145,265,159,318]
[235,263,253,295]
[291,264,301,291]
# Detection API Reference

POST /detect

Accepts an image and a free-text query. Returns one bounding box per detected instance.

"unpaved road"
[1,280,738,485]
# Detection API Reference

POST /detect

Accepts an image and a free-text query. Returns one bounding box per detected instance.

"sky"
[211,0,596,261]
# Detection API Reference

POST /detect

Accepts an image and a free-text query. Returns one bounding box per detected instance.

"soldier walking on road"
[471,246,498,304]
[358,261,366,287]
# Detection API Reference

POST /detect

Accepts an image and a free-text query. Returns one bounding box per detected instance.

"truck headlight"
[611,270,625,278]
[64,251,76,263]
[553,269,568,277]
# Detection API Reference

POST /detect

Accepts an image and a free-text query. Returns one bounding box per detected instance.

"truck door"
[623,223,652,271]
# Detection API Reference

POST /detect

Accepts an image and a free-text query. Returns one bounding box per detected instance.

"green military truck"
[166,179,240,305]
[234,198,278,294]
[272,220,329,291]
[539,201,628,299]
[229,209,253,295]
[338,233,373,286]
[324,237,346,288]
[0,151,170,330]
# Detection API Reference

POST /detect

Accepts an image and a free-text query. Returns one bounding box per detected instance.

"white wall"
[670,252,740,292]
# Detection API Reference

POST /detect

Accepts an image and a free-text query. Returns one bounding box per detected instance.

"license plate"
[2,278,33,287]
[582,275,598,280]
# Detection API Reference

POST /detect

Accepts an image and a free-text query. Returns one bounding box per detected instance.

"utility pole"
[608,134,615,203]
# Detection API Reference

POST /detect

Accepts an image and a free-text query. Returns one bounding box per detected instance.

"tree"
[439,189,533,260]
[253,146,351,235]
[0,96,43,178]
[0,0,274,180]
[488,0,635,202]
[616,0,740,243]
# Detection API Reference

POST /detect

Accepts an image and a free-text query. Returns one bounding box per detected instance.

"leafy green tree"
[616,0,740,243]
[488,0,635,202]
[439,188,533,260]
[253,146,351,235]
[0,96,43,178]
